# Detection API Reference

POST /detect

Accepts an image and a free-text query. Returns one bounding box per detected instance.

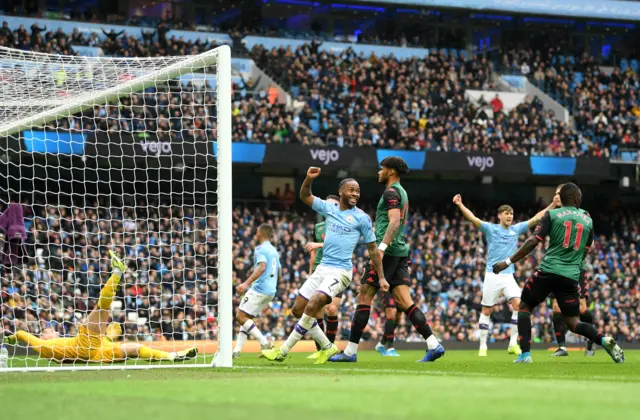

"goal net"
[0,45,233,371]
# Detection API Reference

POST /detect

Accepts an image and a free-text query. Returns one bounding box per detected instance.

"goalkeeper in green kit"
[492,183,624,364]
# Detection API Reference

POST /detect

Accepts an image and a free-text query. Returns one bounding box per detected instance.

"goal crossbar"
[0,45,221,138]
[0,44,233,370]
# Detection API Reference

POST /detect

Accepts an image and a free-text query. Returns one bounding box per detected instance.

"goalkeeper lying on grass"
[5,251,198,364]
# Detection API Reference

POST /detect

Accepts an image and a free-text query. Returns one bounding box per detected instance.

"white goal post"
[0,45,233,370]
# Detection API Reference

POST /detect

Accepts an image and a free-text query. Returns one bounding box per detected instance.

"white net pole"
[0,44,232,371]
[212,45,233,368]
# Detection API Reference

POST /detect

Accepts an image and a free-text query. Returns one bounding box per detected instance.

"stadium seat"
[620,59,629,71]
[309,119,320,133]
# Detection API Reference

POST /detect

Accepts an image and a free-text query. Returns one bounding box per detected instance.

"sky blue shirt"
[480,221,530,274]
[251,240,280,296]
[312,197,376,270]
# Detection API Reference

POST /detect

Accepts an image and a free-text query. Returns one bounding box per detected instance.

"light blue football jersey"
[251,240,280,295]
[480,221,529,274]
[312,197,376,270]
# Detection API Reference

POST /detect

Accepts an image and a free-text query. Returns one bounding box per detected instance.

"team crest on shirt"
[345,215,355,224]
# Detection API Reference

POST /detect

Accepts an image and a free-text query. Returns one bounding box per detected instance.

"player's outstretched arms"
[118,342,198,362]
[300,167,321,207]
[452,194,482,228]
[527,198,560,228]
[366,241,389,292]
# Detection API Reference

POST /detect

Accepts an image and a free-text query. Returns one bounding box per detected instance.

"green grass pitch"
[1,350,638,420]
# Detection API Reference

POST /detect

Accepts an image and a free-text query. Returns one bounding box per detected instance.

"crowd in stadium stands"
[0,18,616,157]
[1,200,639,345]
[250,43,592,155]
[502,47,640,157]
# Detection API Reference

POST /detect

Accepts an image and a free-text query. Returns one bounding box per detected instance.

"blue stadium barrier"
[23,130,86,155]
[529,156,576,176]
[376,149,426,171]
[212,142,266,163]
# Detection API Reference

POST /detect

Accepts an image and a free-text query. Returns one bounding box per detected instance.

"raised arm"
[453,194,483,228]
[527,196,560,229]
[300,167,321,207]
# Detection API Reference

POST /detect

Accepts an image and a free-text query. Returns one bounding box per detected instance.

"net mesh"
[0,46,226,369]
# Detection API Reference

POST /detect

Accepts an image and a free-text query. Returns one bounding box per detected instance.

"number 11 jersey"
[535,207,594,281]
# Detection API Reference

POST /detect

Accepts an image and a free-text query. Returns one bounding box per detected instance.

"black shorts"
[380,291,398,309]
[523,270,581,317]
[549,270,588,301]
[362,255,411,290]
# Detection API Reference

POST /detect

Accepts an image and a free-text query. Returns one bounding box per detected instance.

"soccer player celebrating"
[5,251,198,364]
[453,194,556,357]
[547,186,597,357]
[261,167,386,364]
[233,223,282,357]
[493,183,624,364]
[302,195,344,360]
[330,156,445,363]
[303,196,399,359]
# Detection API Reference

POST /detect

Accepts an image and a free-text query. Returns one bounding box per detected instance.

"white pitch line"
[234,364,638,383]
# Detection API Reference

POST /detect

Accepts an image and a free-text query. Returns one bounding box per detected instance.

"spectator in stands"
[490,94,504,114]
[1,197,639,345]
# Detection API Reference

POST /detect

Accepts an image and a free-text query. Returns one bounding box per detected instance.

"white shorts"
[238,288,274,317]
[481,272,521,306]
[299,265,353,300]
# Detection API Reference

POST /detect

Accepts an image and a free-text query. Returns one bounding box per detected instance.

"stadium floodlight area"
[0,45,233,371]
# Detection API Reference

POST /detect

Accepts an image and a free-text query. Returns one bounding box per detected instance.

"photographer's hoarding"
[18,136,613,181]
[84,132,213,168]
[263,144,376,171]
[424,152,527,175]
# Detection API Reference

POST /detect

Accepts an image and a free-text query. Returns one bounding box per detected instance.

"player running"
[547,186,597,357]
[453,194,557,357]
[493,183,624,364]
[330,156,445,363]
[261,167,386,364]
[233,223,282,357]
[302,195,343,360]
[4,251,198,364]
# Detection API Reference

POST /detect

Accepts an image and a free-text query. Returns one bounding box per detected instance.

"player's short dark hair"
[258,223,273,238]
[559,183,582,207]
[326,194,340,201]
[339,178,357,190]
[497,204,514,214]
[380,156,409,176]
